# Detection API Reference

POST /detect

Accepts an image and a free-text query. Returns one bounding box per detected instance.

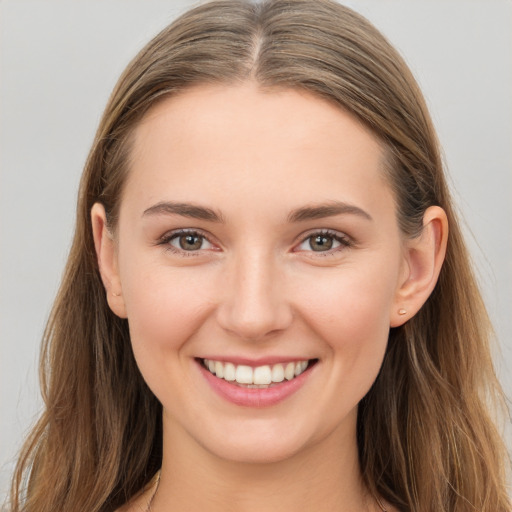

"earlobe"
[91,203,127,318]
[390,206,448,327]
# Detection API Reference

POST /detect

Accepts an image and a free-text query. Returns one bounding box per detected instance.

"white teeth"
[235,365,253,384]
[203,358,311,386]
[215,361,224,379]
[253,365,272,385]
[224,362,236,381]
[271,364,285,383]
[294,361,308,376]
[284,362,295,380]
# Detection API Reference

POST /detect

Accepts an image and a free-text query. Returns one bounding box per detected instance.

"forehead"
[123,82,392,218]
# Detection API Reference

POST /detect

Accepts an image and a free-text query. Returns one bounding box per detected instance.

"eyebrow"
[287,201,373,223]
[142,201,225,222]
[142,200,372,223]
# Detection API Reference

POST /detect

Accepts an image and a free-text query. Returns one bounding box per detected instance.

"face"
[98,83,411,464]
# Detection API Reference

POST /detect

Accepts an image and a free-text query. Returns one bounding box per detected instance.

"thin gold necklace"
[145,474,160,512]
[375,495,388,511]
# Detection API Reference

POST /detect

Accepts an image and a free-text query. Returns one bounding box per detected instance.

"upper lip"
[197,356,316,366]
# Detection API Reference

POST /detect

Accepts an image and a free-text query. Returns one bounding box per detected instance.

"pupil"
[311,235,332,251]
[180,234,202,250]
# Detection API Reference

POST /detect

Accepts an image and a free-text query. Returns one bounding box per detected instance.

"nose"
[215,250,293,341]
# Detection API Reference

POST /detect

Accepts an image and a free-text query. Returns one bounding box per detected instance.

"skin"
[92,82,448,511]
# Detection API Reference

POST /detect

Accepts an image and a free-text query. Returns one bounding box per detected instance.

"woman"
[8,1,510,511]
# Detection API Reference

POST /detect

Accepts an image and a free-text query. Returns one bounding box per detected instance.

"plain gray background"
[1,0,511,498]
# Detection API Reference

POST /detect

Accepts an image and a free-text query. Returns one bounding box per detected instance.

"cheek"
[293,263,397,382]
[298,261,397,334]
[303,274,393,431]
[119,258,215,370]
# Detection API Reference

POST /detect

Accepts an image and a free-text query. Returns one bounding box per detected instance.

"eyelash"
[157,229,353,257]
[294,229,353,256]
[157,229,215,257]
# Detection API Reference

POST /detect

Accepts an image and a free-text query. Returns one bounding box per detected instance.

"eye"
[160,230,215,253]
[296,230,351,253]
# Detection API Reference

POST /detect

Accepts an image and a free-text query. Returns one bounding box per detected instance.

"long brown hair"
[8,1,510,511]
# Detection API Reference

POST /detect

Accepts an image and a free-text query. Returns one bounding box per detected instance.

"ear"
[390,206,448,327]
[91,203,127,318]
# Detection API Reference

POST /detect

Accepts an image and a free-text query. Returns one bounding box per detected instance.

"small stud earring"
[398,308,407,315]
[112,291,121,297]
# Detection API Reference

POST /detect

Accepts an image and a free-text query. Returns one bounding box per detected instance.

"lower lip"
[197,361,314,408]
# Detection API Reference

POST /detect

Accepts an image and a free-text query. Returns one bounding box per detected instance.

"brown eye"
[309,235,334,251]
[296,231,351,254]
[178,234,203,250]
[167,231,213,252]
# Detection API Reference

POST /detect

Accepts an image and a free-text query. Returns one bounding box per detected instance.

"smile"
[203,359,311,388]
[197,357,317,407]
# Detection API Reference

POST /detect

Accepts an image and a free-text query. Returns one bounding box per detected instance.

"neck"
[152,413,374,512]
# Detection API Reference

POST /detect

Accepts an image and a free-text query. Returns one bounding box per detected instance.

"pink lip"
[197,359,315,408]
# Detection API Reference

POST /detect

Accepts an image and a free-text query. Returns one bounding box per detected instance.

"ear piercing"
[112,291,121,297]
[398,308,407,315]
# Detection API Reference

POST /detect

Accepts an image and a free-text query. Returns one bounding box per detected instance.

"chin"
[193,416,325,466]
[206,437,307,465]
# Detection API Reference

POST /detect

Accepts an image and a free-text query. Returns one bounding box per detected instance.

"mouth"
[200,358,317,388]
[197,356,318,407]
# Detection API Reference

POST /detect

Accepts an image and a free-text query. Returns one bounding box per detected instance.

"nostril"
[215,263,293,339]
[215,299,294,341]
